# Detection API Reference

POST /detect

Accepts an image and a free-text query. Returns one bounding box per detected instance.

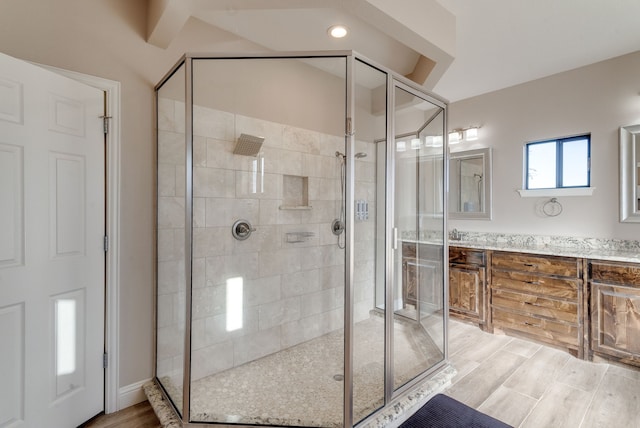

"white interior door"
[0,52,105,427]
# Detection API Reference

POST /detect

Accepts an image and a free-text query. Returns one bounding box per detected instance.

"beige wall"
[0,0,261,387]
[448,50,640,241]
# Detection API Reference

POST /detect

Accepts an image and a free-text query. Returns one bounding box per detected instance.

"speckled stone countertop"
[447,231,640,264]
[401,230,640,263]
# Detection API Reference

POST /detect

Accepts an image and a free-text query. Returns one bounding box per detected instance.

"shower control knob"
[232,219,256,241]
[331,219,345,236]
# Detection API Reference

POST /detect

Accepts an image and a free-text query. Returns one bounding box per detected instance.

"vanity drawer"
[590,260,640,287]
[492,289,578,324]
[492,308,579,347]
[491,269,579,300]
[492,252,580,277]
[450,247,485,266]
[403,242,416,258]
[403,242,442,260]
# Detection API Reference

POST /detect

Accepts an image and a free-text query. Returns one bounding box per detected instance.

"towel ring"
[542,198,563,217]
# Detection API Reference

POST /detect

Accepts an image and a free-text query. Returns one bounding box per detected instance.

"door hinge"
[103,352,108,368]
[104,235,109,252]
[100,115,112,134]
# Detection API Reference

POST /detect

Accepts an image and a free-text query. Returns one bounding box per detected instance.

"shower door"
[390,81,446,393]
[351,62,447,421]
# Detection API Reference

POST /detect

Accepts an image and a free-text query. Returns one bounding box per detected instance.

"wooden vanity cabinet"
[490,251,584,358]
[449,247,487,328]
[589,260,640,367]
[402,242,443,311]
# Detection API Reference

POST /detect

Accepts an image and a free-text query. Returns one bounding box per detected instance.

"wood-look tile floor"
[82,401,161,428]
[446,319,640,428]
[85,319,640,428]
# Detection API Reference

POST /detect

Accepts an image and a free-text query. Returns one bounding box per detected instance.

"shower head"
[335,151,367,159]
[234,133,264,156]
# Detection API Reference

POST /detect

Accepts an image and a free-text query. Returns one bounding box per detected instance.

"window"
[525,134,590,190]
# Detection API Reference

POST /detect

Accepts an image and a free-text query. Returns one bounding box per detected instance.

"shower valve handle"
[232,219,256,241]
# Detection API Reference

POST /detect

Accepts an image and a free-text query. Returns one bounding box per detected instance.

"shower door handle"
[392,227,398,250]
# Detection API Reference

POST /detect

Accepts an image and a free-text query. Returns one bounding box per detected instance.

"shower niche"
[281,174,310,209]
[154,52,449,427]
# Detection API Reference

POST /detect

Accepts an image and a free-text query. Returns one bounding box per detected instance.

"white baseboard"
[118,378,152,411]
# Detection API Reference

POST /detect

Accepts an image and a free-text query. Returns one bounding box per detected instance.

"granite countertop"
[401,230,640,264]
[448,240,640,264]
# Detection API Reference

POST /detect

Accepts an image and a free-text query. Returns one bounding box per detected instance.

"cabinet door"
[591,282,640,362]
[403,259,418,308]
[404,259,442,311]
[449,264,485,322]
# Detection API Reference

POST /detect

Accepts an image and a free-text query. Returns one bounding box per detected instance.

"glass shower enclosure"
[155,51,448,427]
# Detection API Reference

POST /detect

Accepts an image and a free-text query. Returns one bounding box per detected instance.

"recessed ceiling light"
[328,25,348,38]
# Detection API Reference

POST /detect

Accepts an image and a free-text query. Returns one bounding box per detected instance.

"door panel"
[0,51,104,428]
[0,302,24,426]
[392,82,445,392]
[0,143,23,267]
[52,289,86,402]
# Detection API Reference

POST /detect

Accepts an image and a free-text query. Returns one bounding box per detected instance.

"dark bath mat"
[399,394,512,428]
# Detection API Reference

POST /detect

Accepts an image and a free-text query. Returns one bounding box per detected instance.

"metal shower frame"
[154,50,450,428]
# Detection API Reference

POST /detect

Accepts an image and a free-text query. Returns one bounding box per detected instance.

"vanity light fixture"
[424,135,443,147]
[464,127,479,141]
[396,140,406,152]
[448,131,462,144]
[410,138,421,150]
[448,126,481,144]
[328,25,348,38]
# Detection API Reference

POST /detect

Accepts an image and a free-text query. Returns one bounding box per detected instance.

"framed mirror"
[449,148,492,220]
[619,124,640,222]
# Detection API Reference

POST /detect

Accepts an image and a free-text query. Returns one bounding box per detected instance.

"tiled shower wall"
[156,97,186,398]
[157,99,377,382]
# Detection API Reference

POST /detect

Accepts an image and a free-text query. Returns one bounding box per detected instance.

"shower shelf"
[279,205,312,210]
[286,231,315,243]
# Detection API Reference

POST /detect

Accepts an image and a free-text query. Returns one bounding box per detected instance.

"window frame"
[525,134,591,190]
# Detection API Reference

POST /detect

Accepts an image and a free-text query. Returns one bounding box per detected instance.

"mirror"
[449,148,492,220]
[619,124,640,222]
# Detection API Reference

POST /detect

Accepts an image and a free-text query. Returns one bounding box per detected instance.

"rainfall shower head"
[234,133,264,156]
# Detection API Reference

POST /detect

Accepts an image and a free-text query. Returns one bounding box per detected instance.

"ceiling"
[148,0,456,91]
[433,0,640,101]
[149,0,640,102]
[192,7,420,78]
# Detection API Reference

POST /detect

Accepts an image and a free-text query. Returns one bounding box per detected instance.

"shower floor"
[162,312,444,427]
